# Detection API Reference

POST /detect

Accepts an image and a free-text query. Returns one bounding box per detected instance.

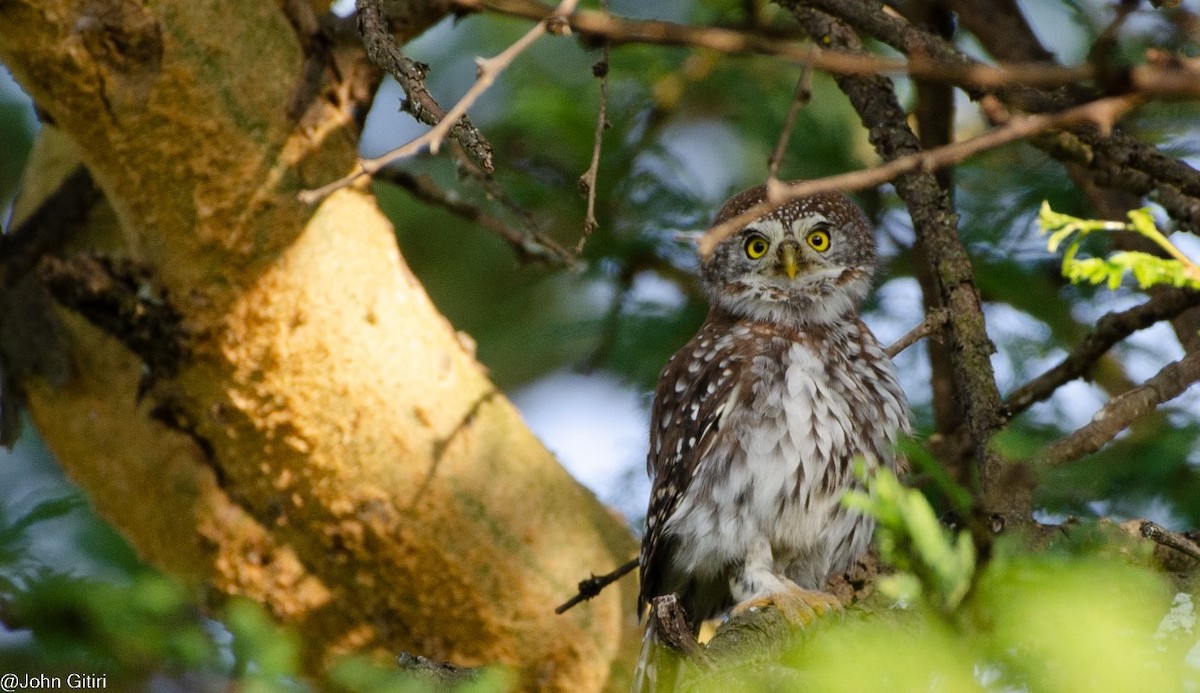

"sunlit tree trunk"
[0,2,638,690]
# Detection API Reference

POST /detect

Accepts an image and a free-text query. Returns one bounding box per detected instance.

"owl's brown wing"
[639,318,747,613]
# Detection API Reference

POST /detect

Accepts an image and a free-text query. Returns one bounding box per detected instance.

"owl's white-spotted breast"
[638,186,910,647]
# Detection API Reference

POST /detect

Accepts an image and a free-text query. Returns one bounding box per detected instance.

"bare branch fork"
[300,0,581,204]
[1006,288,1200,416]
[355,0,494,174]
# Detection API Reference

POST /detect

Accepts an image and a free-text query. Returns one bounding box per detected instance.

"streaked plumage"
[638,186,910,639]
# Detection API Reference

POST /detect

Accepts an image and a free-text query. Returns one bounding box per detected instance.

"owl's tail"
[630,617,681,693]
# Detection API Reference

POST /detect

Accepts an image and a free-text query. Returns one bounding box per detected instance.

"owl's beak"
[779,243,799,280]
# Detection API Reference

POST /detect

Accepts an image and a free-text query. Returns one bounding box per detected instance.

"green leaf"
[845,465,975,612]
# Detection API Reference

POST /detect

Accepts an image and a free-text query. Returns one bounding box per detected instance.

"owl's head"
[700,185,877,327]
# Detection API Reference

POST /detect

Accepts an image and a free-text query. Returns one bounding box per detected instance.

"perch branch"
[651,594,703,656]
[1038,347,1200,467]
[300,0,580,204]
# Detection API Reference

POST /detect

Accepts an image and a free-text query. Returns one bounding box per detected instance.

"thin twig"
[1038,347,1200,467]
[885,308,949,359]
[300,0,580,204]
[1140,521,1200,562]
[1006,288,1200,416]
[356,0,494,173]
[377,169,575,266]
[766,62,814,182]
[699,94,1139,255]
[576,0,611,255]
[555,557,638,614]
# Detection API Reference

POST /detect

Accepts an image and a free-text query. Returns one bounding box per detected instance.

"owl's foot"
[730,586,842,627]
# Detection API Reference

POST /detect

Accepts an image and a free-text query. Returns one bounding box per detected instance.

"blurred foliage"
[684,471,1200,693]
[844,465,975,612]
[0,467,509,692]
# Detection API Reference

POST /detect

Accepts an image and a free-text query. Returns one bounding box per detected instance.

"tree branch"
[556,557,638,614]
[356,0,494,173]
[885,308,949,359]
[1006,288,1200,416]
[766,63,814,182]
[1038,347,1200,467]
[1141,521,1200,562]
[301,0,581,204]
[795,0,1200,237]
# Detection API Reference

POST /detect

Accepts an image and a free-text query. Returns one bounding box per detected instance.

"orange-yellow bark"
[0,1,639,690]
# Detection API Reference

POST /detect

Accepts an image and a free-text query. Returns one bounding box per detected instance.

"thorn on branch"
[554,556,638,614]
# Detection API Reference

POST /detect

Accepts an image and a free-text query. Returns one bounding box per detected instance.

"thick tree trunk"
[0,1,639,690]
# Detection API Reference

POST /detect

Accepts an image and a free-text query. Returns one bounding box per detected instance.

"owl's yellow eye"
[744,235,769,259]
[806,229,831,252]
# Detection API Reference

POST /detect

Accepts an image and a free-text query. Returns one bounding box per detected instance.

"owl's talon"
[731,586,842,627]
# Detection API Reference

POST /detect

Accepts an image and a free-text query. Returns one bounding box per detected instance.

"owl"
[637,186,910,658]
